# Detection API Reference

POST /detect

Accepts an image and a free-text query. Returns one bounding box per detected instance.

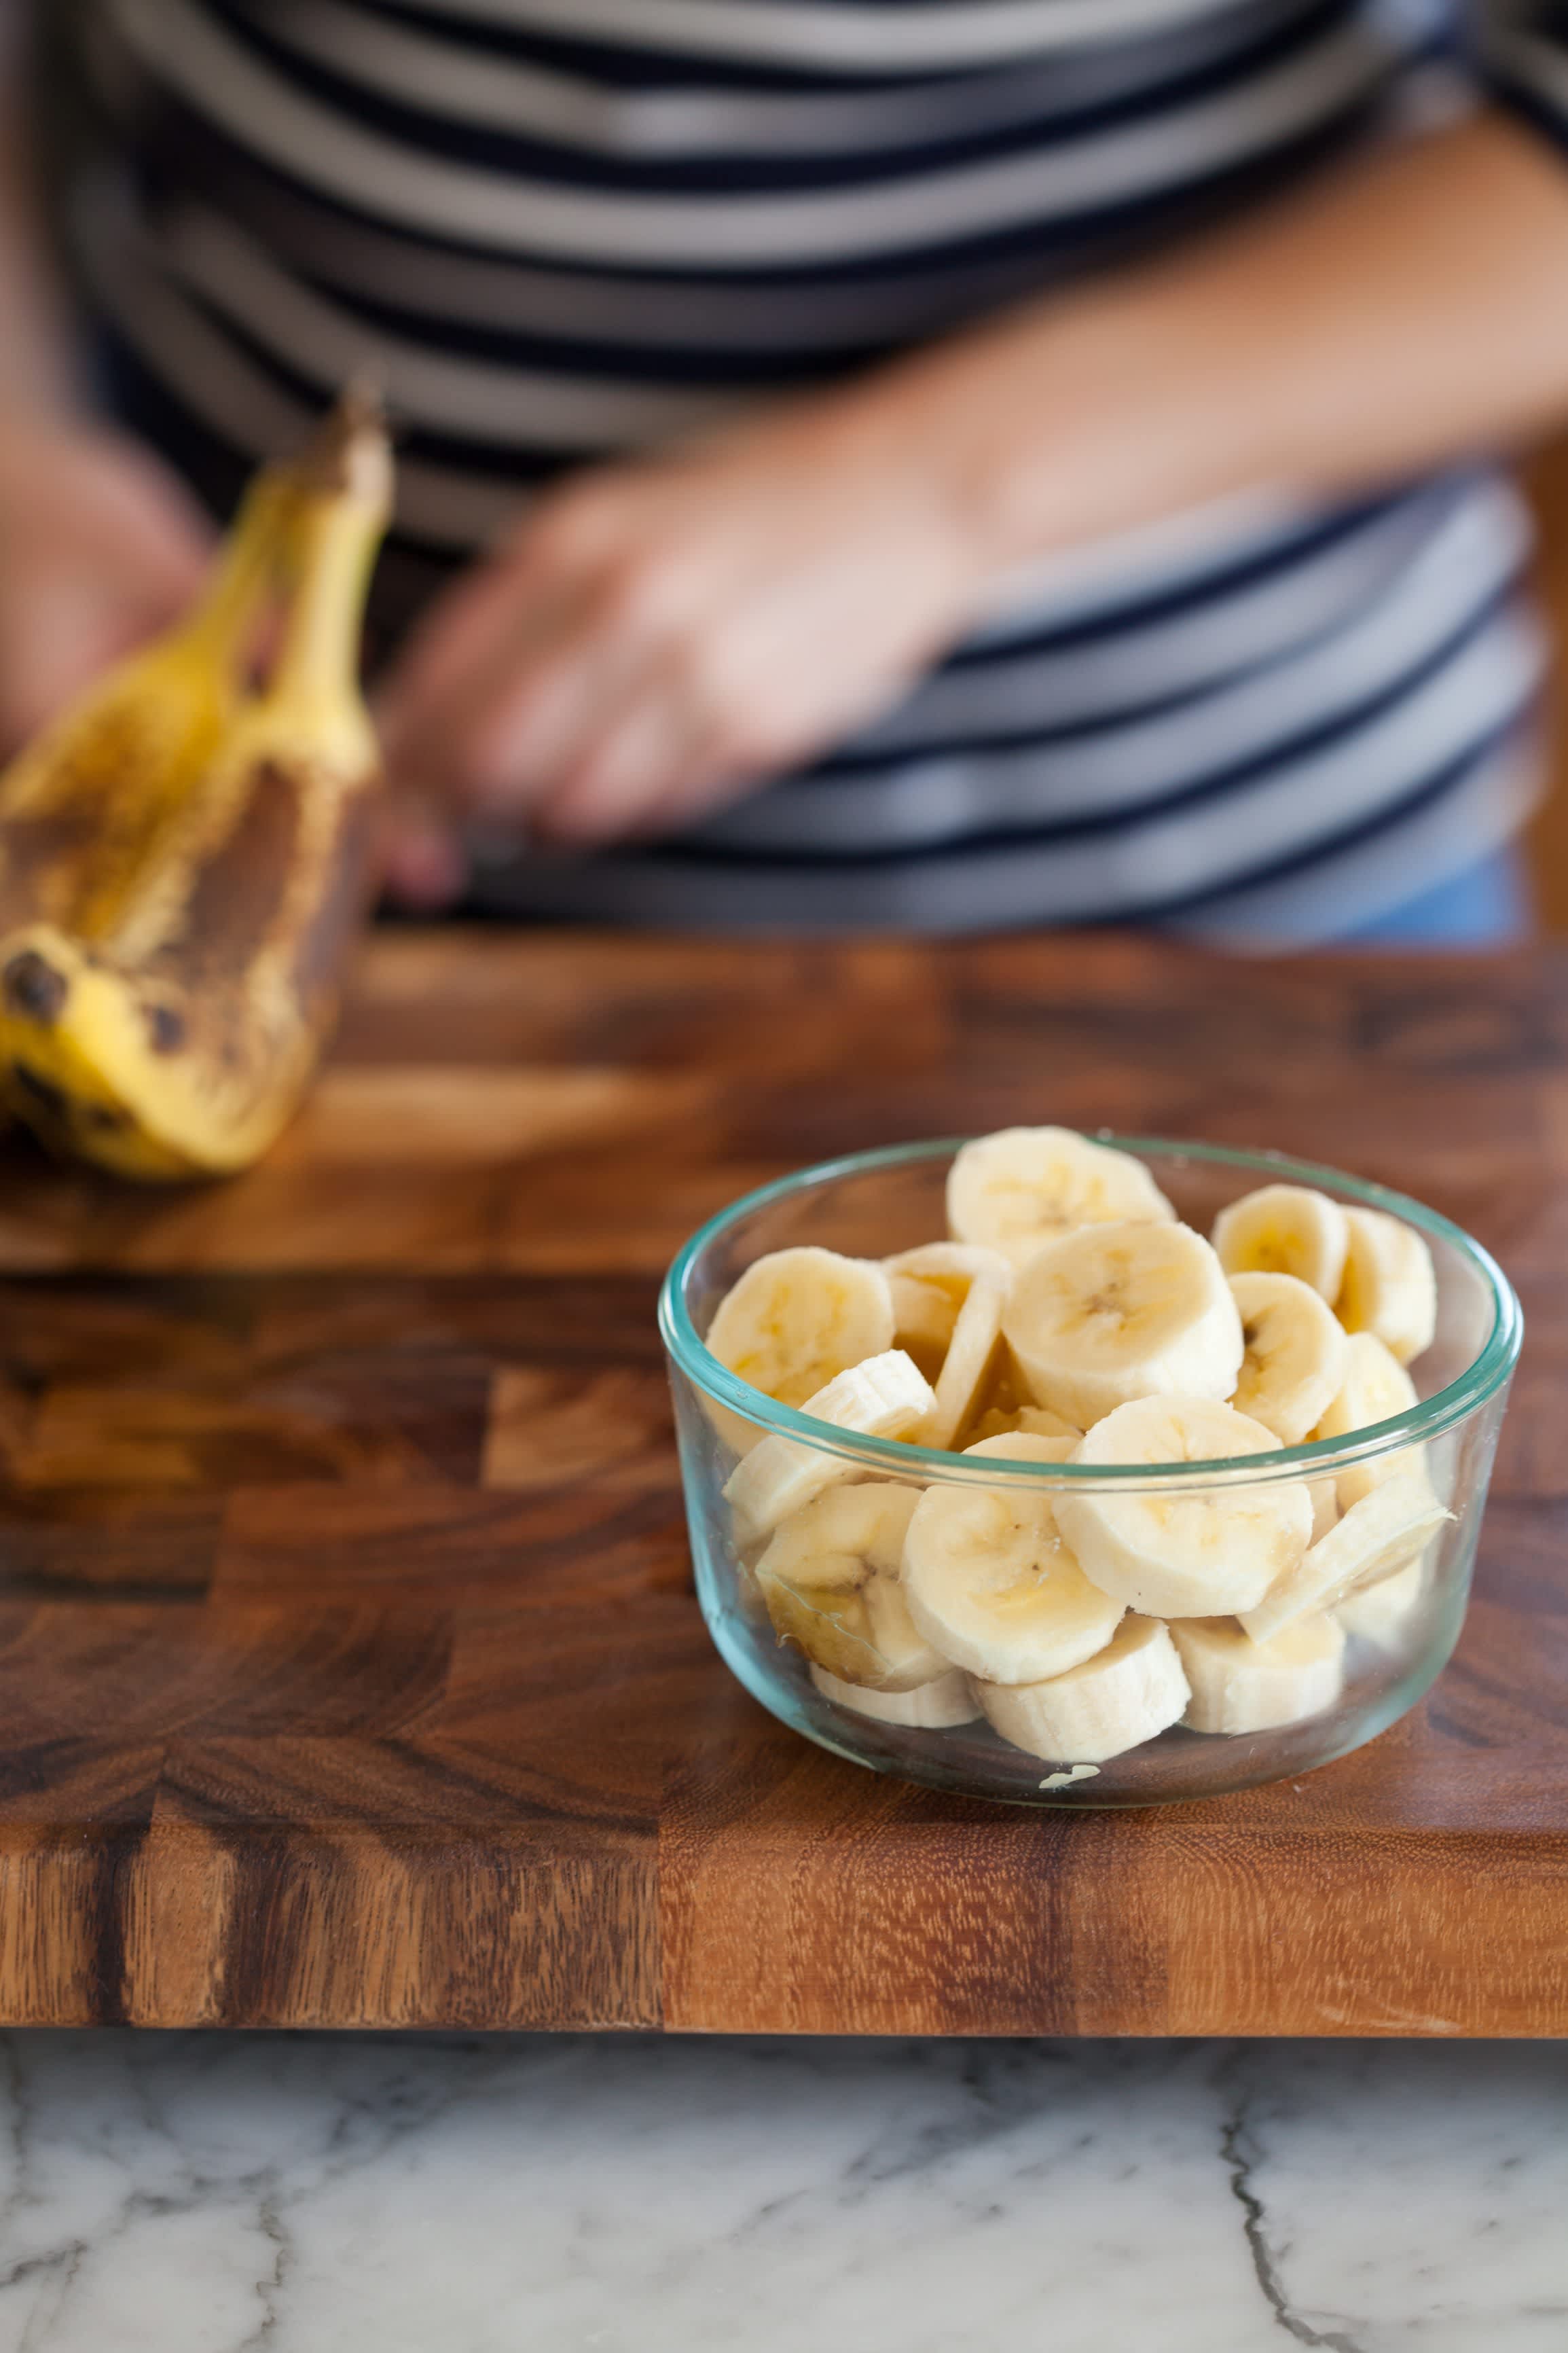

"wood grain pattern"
[1524,440,1568,932]
[1,928,1565,2033]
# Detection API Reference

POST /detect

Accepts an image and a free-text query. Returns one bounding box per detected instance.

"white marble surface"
[0,2033,1562,2352]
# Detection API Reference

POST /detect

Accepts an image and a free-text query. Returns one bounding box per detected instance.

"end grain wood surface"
[0,930,1563,2035]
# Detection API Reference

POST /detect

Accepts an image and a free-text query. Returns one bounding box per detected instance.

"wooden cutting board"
[0,929,1563,2035]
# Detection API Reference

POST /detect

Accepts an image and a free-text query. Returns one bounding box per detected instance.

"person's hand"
[376,386,990,902]
[0,410,216,757]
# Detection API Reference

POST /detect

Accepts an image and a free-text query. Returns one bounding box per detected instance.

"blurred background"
[10,2,1568,950]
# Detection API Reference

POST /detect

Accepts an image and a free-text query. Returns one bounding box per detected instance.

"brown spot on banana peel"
[11,1063,73,1122]
[145,1003,185,1054]
[293,776,380,1013]
[176,757,304,982]
[134,757,378,1075]
[0,804,105,932]
[3,948,68,1023]
[10,1063,128,1163]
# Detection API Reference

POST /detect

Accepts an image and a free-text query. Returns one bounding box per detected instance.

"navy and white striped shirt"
[37,0,1568,937]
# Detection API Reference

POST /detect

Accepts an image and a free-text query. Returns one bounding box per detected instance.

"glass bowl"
[658,1138,1520,1806]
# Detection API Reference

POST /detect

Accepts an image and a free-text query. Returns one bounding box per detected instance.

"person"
[5,1,1568,944]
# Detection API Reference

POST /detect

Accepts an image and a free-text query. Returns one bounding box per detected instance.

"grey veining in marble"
[0,2033,1562,2352]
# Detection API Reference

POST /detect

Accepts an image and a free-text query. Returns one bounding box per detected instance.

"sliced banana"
[964,1354,1023,1440]
[859,1575,952,1687]
[758,1479,917,1589]
[968,1402,1082,1447]
[1308,1477,1341,1545]
[947,1126,1173,1270]
[809,1660,981,1728]
[1238,1469,1449,1644]
[1057,1395,1312,1617]
[1228,1272,1348,1445]
[1004,1220,1243,1432]
[756,1484,948,1689]
[977,1614,1190,1763]
[1212,1183,1349,1303]
[919,1259,1010,1450]
[1336,1557,1426,1649]
[765,1569,949,1691]
[1311,1330,1421,1507]
[902,1433,1124,1685]
[959,1429,1078,1469]
[1171,1613,1345,1735]
[1335,1206,1438,1365]
[884,1242,1012,1374]
[705,1246,895,1452]
[724,1350,934,1538]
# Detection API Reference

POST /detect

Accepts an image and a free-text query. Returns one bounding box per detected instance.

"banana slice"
[919,1260,1010,1450]
[884,1242,1012,1375]
[1311,1330,1421,1507]
[756,1484,947,1689]
[902,1433,1124,1685]
[767,1567,949,1691]
[705,1247,895,1452]
[1228,1272,1348,1445]
[977,1614,1190,1764]
[947,1126,1173,1270]
[1212,1183,1349,1303]
[962,1355,1078,1445]
[724,1350,934,1537]
[1336,1557,1426,1649]
[809,1660,981,1728]
[758,1478,917,1589]
[1057,1395,1312,1617]
[958,1429,1078,1469]
[1003,1220,1243,1431]
[968,1402,1082,1447]
[766,1569,948,1691]
[964,1368,1018,1443]
[1335,1206,1438,1365]
[1239,1469,1449,1644]
[1171,1613,1346,1735]
[1308,1477,1340,1545]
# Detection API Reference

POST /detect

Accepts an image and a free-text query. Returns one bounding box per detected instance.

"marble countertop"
[0,2034,1561,2351]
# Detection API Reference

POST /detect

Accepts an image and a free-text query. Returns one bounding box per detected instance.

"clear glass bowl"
[658,1138,1521,1806]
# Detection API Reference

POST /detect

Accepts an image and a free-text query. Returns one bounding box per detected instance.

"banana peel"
[0,391,393,1181]
[0,494,277,951]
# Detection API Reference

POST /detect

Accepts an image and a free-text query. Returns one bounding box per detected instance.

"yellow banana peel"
[0,390,393,1181]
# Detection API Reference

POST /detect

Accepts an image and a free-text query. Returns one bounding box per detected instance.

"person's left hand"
[375,385,989,903]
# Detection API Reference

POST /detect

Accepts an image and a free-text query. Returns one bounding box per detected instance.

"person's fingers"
[379,569,627,820]
[374,479,625,770]
[86,433,217,575]
[15,608,125,732]
[460,597,690,820]
[0,560,200,749]
[0,427,221,753]
[527,695,702,842]
[459,615,615,810]
[376,787,469,909]
[375,557,536,768]
[122,531,213,628]
[617,744,766,840]
[526,664,761,842]
[77,447,219,647]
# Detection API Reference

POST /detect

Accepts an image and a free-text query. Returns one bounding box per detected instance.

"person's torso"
[39,0,1546,935]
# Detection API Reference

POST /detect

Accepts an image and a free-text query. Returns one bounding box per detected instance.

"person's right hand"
[0,410,216,757]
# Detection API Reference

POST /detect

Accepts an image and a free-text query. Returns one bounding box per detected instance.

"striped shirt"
[34,0,1568,938]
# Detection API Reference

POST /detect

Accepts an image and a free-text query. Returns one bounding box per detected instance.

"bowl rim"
[656,1133,1523,1490]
